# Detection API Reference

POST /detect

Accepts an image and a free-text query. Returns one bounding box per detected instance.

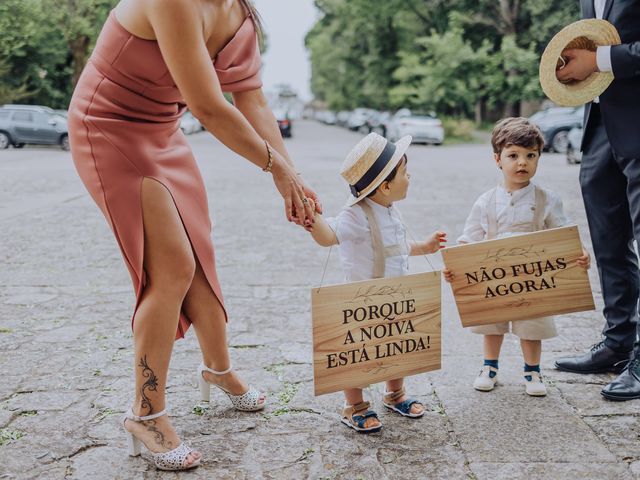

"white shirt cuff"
[596,45,613,73]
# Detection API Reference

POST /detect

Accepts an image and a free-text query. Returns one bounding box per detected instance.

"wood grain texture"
[441,226,595,328]
[311,272,441,396]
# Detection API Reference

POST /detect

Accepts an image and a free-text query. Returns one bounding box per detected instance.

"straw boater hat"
[540,19,620,107]
[341,132,412,206]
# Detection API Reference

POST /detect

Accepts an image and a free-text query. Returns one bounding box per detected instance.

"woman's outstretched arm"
[233,88,322,215]
[146,0,314,224]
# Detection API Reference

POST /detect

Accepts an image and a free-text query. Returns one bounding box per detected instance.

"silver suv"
[0,105,69,150]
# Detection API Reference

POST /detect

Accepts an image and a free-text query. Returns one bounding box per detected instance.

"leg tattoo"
[138,356,172,448]
[139,355,159,414]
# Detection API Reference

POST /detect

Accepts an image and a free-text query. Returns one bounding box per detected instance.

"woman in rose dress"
[68,0,319,470]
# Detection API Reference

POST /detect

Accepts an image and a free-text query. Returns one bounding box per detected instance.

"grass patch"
[19,410,37,417]
[261,382,311,419]
[95,407,119,422]
[295,447,314,463]
[230,344,264,349]
[0,428,24,447]
[278,383,300,405]
[264,363,286,376]
[192,405,208,416]
[0,328,12,334]
[269,407,312,417]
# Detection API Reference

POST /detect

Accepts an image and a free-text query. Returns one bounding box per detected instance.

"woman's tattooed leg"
[137,355,173,449]
[139,355,159,414]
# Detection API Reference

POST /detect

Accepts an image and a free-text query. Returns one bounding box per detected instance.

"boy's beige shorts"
[469,317,557,340]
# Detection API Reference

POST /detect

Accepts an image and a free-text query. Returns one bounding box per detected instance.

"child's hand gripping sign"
[441,226,594,328]
[311,272,441,396]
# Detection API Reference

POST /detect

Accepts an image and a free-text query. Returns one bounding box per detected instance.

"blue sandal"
[340,401,382,433]
[383,387,425,418]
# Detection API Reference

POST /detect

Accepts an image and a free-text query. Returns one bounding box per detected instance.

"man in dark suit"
[554,0,640,401]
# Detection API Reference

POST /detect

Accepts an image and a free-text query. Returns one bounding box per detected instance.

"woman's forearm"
[234,96,294,166]
[197,101,282,171]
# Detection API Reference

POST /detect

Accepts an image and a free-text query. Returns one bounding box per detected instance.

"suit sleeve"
[611,42,640,79]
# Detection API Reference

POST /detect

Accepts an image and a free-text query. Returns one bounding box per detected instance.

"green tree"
[390,28,488,116]
[0,0,115,108]
[307,0,580,120]
[0,60,29,104]
[49,0,116,88]
[0,0,68,106]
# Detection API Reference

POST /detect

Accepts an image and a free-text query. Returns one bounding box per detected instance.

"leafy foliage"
[307,0,580,119]
[0,0,116,108]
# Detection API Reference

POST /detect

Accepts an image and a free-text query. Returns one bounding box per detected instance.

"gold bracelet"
[262,140,273,173]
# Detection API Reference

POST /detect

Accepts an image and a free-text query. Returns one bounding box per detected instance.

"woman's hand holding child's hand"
[303,198,318,232]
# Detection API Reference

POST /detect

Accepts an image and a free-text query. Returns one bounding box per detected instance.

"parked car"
[529,106,576,124]
[2,104,54,113]
[347,108,376,131]
[316,110,337,125]
[0,104,69,150]
[566,126,583,165]
[273,108,292,138]
[336,111,351,128]
[364,111,391,136]
[386,109,444,145]
[529,106,583,153]
[179,111,202,134]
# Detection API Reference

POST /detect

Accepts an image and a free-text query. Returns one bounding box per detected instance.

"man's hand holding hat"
[539,19,620,106]
[557,48,598,83]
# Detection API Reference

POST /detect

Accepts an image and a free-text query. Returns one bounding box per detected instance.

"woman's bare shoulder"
[114,0,202,41]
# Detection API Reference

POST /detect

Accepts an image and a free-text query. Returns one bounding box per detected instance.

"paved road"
[0,120,639,479]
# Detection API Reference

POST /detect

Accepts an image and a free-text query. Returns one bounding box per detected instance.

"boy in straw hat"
[305,132,447,433]
[443,117,590,396]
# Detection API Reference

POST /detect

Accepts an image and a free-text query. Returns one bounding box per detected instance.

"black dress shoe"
[602,356,640,401]
[555,341,631,374]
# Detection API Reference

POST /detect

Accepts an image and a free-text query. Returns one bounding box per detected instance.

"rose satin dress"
[68,11,262,338]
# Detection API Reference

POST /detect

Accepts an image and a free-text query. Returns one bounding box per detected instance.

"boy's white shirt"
[327,198,410,282]
[457,182,570,244]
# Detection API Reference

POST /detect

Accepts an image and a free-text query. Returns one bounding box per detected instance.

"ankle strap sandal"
[340,401,382,433]
[383,387,425,418]
[197,362,265,412]
[123,409,201,471]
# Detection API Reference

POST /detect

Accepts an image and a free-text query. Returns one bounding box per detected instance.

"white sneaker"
[473,366,498,391]
[524,371,547,396]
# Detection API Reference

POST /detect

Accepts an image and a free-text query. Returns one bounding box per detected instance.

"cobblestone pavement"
[1,120,639,479]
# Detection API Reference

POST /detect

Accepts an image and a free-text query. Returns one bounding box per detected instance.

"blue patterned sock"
[484,359,498,378]
[524,363,540,381]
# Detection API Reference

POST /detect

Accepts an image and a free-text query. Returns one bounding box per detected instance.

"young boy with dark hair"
[444,117,590,396]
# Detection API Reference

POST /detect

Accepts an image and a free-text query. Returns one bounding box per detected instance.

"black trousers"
[580,103,640,353]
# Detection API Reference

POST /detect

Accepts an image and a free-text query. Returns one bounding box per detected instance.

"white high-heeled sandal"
[123,409,201,471]
[197,362,266,412]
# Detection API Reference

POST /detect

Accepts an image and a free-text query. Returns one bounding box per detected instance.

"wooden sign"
[311,272,441,396]
[441,226,594,328]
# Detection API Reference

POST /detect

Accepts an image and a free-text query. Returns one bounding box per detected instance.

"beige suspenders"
[357,200,407,279]
[486,186,546,240]
[486,189,499,240]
